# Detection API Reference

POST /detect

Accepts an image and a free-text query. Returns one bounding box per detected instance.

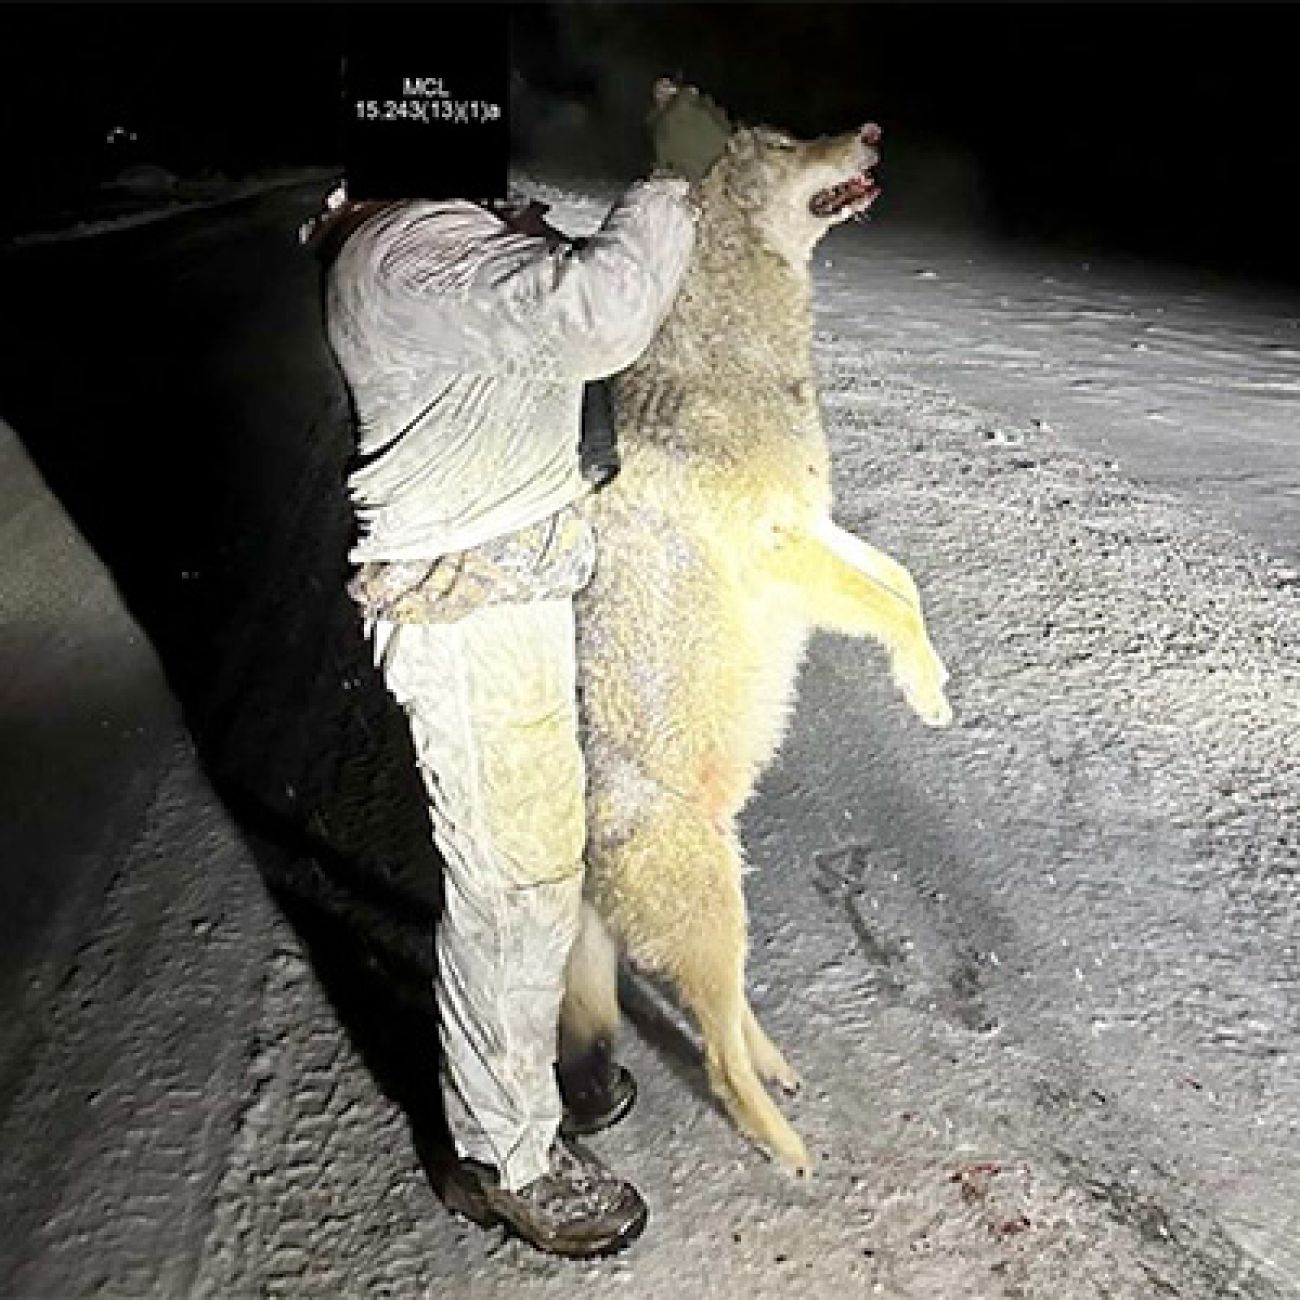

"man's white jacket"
[325,178,697,564]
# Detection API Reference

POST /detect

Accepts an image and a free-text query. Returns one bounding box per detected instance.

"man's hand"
[498,199,568,242]
[648,79,733,182]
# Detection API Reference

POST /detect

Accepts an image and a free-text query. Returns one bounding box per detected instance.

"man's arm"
[530,177,698,381]
[336,179,697,384]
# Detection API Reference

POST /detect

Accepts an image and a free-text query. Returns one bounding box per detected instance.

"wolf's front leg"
[767,518,953,727]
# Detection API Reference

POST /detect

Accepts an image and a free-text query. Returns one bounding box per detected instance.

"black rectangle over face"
[340,5,509,202]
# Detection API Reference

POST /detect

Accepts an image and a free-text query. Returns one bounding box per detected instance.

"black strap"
[579,378,621,490]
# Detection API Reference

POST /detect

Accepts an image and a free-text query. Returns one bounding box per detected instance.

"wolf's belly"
[575,503,812,823]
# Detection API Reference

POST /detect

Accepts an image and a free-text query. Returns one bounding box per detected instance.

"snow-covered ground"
[0,417,282,1297]
[1,176,1296,1298]
[8,166,340,248]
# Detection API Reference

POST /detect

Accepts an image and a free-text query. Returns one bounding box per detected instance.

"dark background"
[0,1,1296,281]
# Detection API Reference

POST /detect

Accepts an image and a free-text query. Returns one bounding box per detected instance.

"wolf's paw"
[761,1054,802,1097]
[748,1035,802,1095]
[911,685,954,729]
[764,1123,814,1179]
[894,645,954,728]
[774,1062,803,1098]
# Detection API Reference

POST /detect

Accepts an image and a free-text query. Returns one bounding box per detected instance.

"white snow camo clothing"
[324,179,696,1189]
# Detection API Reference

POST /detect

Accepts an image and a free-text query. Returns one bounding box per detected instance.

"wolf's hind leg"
[742,999,801,1095]
[600,803,811,1176]
[559,899,621,1088]
[682,911,812,1176]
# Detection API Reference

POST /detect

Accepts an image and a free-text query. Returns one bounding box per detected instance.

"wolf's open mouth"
[809,172,877,218]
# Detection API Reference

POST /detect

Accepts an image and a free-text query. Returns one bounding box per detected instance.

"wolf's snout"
[808,121,883,221]
[859,124,882,171]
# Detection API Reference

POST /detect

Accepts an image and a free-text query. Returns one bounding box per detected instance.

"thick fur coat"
[564,95,953,1176]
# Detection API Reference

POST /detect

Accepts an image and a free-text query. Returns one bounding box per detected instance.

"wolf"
[562,84,954,1178]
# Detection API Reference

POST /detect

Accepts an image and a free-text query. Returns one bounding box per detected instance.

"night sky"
[1,3,1295,284]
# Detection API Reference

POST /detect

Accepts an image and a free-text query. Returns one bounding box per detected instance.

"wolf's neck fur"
[635,177,815,388]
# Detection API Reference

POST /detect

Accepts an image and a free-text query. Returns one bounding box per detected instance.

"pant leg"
[372,598,587,1192]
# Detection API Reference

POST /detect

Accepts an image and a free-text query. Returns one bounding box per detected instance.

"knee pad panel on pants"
[374,604,588,885]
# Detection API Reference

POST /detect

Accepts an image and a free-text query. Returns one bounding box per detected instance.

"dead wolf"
[562,84,954,1177]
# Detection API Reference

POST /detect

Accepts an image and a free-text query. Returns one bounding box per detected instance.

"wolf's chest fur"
[576,306,830,834]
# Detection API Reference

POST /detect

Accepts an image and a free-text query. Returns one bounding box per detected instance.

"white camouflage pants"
[369,598,587,1191]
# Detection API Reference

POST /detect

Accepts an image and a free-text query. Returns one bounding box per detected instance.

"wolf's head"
[649,80,880,268]
[711,118,882,268]
[647,73,878,271]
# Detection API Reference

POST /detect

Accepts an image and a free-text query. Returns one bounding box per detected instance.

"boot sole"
[440,1172,649,1260]
[560,1066,638,1138]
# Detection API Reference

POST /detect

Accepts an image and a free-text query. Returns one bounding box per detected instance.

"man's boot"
[438,1136,648,1258]
[558,1035,637,1137]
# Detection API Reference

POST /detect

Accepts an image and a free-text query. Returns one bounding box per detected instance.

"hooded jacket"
[324,178,698,563]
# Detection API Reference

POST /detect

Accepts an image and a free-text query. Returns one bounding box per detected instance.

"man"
[305,86,732,1257]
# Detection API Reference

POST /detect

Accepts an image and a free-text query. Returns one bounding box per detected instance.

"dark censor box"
[340,5,509,202]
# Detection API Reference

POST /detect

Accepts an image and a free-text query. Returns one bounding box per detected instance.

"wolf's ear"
[720,128,765,211]
[726,128,758,162]
[652,77,681,110]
